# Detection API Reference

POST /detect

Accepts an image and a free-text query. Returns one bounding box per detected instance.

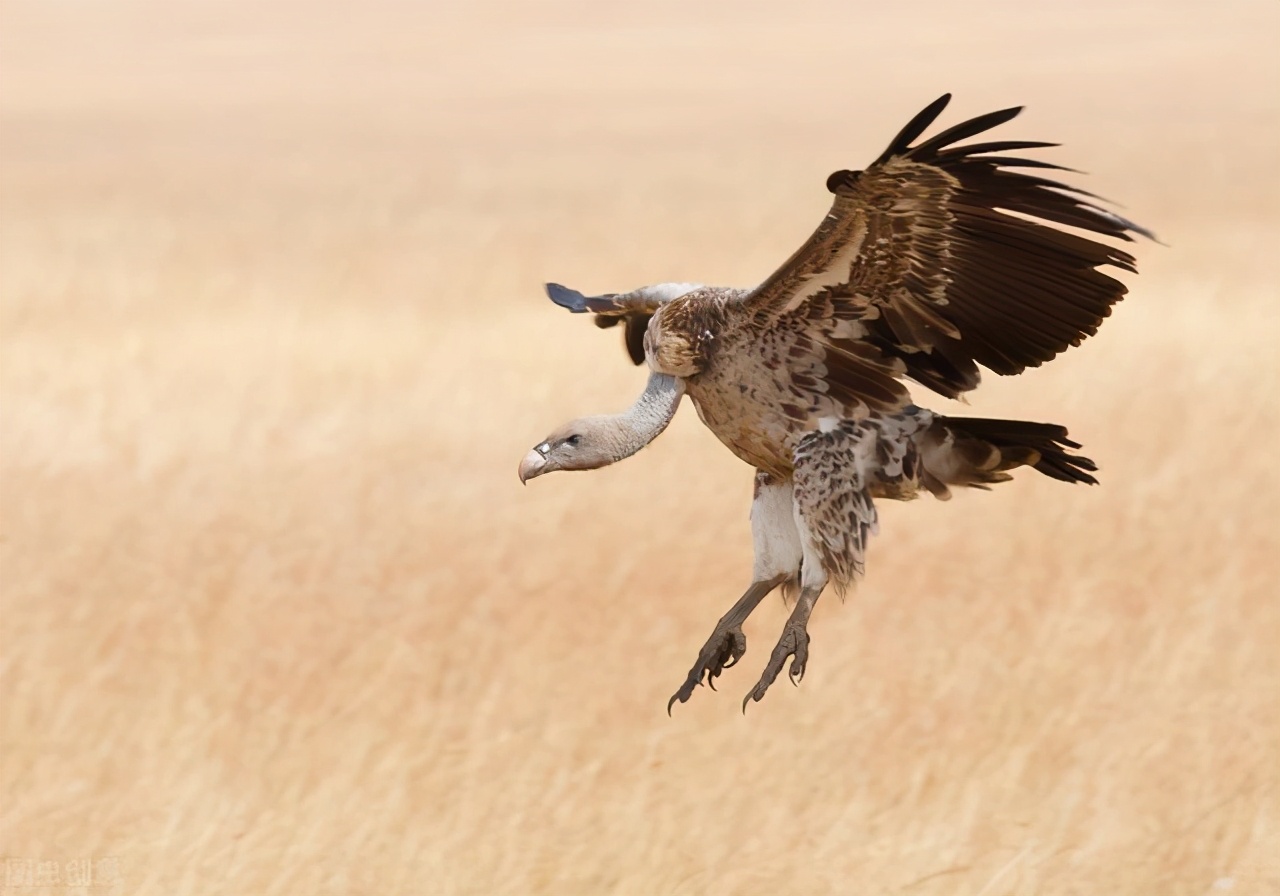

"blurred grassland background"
[1,0,1278,893]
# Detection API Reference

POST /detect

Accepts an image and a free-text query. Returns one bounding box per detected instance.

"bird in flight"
[519,94,1151,712]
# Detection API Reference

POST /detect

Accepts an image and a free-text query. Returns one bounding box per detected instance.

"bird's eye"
[565,434,582,447]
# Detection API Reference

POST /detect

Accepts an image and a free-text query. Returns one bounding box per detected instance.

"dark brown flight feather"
[748,93,1154,401]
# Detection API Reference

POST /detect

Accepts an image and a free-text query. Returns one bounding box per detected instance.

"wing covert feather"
[745,94,1151,400]
[544,282,690,366]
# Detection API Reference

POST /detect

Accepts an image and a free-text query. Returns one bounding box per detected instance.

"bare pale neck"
[593,373,685,463]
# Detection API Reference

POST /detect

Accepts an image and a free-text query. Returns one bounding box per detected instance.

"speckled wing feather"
[744,94,1153,399]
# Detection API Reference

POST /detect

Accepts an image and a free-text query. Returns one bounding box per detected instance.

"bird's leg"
[667,574,788,714]
[741,422,878,709]
[742,581,823,710]
[666,471,802,714]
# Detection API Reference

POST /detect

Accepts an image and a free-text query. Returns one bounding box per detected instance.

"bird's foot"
[742,621,811,711]
[667,625,747,714]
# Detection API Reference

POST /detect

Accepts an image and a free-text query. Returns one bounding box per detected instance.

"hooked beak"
[518,447,550,484]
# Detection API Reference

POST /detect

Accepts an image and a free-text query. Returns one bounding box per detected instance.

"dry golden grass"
[2,1,1279,893]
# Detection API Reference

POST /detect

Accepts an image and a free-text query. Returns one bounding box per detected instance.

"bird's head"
[519,372,685,484]
[518,417,620,483]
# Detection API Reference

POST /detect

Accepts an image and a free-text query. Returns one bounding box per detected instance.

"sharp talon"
[742,623,810,704]
[666,624,749,710]
[788,631,810,685]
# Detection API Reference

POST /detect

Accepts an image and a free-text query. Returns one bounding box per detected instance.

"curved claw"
[789,650,808,686]
[790,667,804,686]
[742,626,811,707]
[666,626,748,714]
[667,671,704,716]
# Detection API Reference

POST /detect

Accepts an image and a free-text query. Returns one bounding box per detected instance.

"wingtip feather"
[913,105,1024,157]
[545,282,590,313]
[873,93,953,166]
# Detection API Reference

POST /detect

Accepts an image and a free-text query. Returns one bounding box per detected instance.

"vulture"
[518,94,1152,712]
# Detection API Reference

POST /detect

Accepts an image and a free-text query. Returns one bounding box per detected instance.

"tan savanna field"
[2,0,1278,893]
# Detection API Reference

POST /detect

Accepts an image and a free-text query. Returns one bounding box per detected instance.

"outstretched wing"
[545,282,700,365]
[745,94,1153,399]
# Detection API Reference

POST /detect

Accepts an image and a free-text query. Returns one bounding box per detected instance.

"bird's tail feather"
[919,415,1098,498]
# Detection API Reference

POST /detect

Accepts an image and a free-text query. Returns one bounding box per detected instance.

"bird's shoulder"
[645,287,745,377]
